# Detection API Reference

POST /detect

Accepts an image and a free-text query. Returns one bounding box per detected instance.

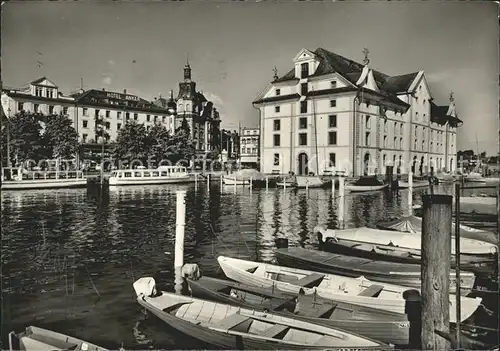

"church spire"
[184,54,191,81]
[362,48,370,66]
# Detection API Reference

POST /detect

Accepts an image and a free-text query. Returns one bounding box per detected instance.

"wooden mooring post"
[408,171,413,216]
[174,190,186,294]
[338,176,345,229]
[421,194,452,351]
[497,183,500,342]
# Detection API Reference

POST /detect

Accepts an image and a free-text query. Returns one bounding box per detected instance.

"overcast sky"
[2,1,498,154]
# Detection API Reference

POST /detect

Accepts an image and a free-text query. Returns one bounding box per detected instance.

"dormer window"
[276,89,281,96]
[301,63,309,79]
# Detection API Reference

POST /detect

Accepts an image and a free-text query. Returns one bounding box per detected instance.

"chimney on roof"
[273,67,278,81]
[123,89,127,94]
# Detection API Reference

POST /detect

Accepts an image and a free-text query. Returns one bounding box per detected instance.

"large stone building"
[253,48,462,176]
[239,127,259,168]
[1,64,222,164]
[153,62,221,162]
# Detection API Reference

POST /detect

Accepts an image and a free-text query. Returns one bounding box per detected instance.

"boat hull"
[345,185,387,192]
[187,276,411,346]
[1,179,87,190]
[137,294,388,350]
[223,176,251,186]
[397,181,428,189]
[275,248,475,295]
[9,326,107,351]
[108,176,192,186]
[217,256,482,323]
[318,238,496,276]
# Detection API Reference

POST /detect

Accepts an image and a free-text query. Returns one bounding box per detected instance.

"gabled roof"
[272,68,298,83]
[381,72,420,94]
[267,47,420,110]
[30,76,58,87]
[430,101,462,127]
[74,89,169,113]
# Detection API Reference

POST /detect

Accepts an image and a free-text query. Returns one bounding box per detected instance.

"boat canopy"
[377,216,421,234]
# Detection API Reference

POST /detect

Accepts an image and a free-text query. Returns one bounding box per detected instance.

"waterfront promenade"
[1,183,496,349]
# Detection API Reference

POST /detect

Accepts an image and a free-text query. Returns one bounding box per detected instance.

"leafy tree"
[166,127,196,164]
[176,117,191,136]
[1,111,46,164]
[113,121,148,162]
[147,123,171,162]
[43,113,79,159]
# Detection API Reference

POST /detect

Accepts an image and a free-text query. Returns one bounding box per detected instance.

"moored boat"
[377,215,498,246]
[315,226,497,256]
[464,172,486,183]
[315,229,495,275]
[8,326,108,351]
[133,277,391,350]
[1,167,87,190]
[223,176,251,185]
[295,176,331,189]
[397,180,428,189]
[108,166,191,186]
[187,275,411,346]
[345,176,387,193]
[217,256,482,322]
[274,247,476,294]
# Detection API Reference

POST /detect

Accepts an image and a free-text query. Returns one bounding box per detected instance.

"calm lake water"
[1,182,496,349]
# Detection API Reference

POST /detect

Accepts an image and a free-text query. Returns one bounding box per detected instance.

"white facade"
[240,128,259,166]
[2,77,176,144]
[254,48,462,176]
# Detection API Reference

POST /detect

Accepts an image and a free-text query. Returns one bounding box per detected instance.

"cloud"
[108,60,115,66]
[102,76,112,85]
[203,91,224,106]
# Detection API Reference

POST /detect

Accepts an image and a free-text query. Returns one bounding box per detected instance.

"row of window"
[242,147,258,154]
[274,100,337,114]
[273,152,337,167]
[272,131,338,147]
[275,80,338,97]
[18,102,69,115]
[35,87,55,99]
[273,115,338,131]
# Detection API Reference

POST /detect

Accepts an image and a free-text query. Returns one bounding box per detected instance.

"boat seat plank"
[295,273,325,288]
[358,284,384,297]
[217,313,251,330]
[262,324,290,338]
[308,304,337,318]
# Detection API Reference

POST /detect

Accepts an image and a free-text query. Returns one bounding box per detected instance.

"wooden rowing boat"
[133,277,392,350]
[274,247,475,294]
[315,226,497,256]
[223,176,251,186]
[316,234,495,276]
[377,215,498,246]
[8,326,108,351]
[187,275,410,346]
[314,226,497,276]
[217,256,482,323]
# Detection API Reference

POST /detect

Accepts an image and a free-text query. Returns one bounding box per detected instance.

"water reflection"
[1,183,492,349]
